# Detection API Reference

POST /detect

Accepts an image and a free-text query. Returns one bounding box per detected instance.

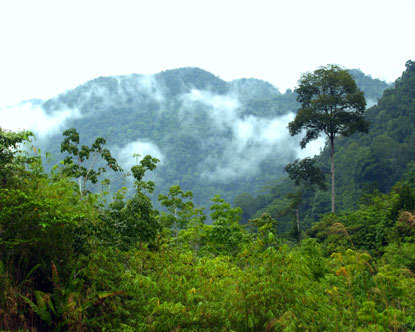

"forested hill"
[35,67,388,207]
[241,60,415,233]
[348,68,391,103]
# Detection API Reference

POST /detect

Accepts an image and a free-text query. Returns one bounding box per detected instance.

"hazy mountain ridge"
[17,67,389,207]
[348,68,391,101]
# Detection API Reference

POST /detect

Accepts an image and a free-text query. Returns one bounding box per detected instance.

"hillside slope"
[25,67,389,207]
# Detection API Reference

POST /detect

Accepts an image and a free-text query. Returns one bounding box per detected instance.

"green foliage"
[283,157,327,240]
[285,157,327,191]
[0,130,99,331]
[60,128,122,197]
[248,213,278,248]
[307,189,403,256]
[382,242,415,270]
[289,64,368,148]
[158,185,206,230]
[20,264,93,331]
[0,177,96,284]
[0,127,33,166]
[2,165,415,331]
[1,60,414,331]
[203,195,248,256]
[74,236,415,331]
[233,192,267,225]
[299,238,327,280]
[99,155,161,250]
[289,64,368,214]
[0,128,34,188]
[130,154,159,193]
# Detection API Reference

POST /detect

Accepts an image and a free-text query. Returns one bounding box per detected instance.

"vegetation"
[1,61,414,331]
[284,158,327,239]
[60,128,122,197]
[238,60,415,231]
[288,65,368,213]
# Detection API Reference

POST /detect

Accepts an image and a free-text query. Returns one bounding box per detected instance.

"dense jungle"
[1,60,415,331]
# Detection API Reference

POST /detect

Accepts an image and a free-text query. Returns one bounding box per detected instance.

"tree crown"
[289,65,368,148]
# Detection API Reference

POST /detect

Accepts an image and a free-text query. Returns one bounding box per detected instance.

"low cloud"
[296,136,326,159]
[116,139,165,171]
[180,88,324,182]
[181,89,240,129]
[0,76,326,186]
[366,98,378,109]
[135,75,164,103]
[0,100,82,139]
[201,113,298,181]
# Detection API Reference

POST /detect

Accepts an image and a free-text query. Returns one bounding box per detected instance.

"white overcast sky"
[0,0,414,107]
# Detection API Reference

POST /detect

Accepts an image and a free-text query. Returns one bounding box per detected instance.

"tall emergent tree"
[288,65,369,213]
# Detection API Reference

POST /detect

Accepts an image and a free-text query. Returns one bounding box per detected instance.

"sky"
[0,0,414,107]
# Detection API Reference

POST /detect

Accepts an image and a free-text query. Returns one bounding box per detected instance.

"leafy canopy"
[60,128,122,196]
[289,64,368,147]
[285,157,327,191]
[0,128,34,187]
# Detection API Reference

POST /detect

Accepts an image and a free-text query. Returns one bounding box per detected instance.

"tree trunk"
[296,207,300,233]
[79,178,83,198]
[330,137,336,214]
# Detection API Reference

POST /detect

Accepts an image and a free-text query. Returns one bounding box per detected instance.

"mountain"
[23,67,389,208]
[348,69,391,104]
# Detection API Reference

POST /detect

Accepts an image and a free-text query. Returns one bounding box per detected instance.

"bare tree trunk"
[296,207,300,233]
[79,178,83,198]
[330,137,336,214]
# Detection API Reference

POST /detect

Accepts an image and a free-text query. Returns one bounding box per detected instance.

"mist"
[366,98,378,109]
[0,100,82,139]
[115,139,165,170]
[0,72,325,185]
[179,88,323,181]
[0,73,167,139]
